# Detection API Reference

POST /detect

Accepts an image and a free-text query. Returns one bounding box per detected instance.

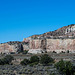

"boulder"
[28,49,44,54]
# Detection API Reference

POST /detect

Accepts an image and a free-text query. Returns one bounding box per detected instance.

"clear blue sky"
[0,0,75,43]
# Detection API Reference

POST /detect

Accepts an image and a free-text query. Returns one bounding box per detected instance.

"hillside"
[30,24,75,39]
[1,24,75,54]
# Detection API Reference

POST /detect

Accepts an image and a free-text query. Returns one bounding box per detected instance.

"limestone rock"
[28,49,44,54]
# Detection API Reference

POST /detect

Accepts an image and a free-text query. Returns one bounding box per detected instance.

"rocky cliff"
[0,24,75,54]
[24,24,75,53]
[0,41,29,54]
[30,24,75,39]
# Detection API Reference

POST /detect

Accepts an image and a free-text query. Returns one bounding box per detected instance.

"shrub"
[67,50,69,53]
[61,51,65,53]
[30,55,39,63]
[40,54,54,65]
[55,59,65,70]
[22,50,28,54]
[0,59,3,65]
[0,55,14,65]
[20,55,39,65]
[55,59,75,75]
[20,59,30,65]
[4,55,14,64]
[53,51,57,53]
[29,62,38,66]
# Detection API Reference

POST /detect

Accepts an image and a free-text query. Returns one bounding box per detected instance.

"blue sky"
[0,0,75,43]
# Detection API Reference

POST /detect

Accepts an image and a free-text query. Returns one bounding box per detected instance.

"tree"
[30,55,39,63]
[55,59,65,72]
[55,59,75,75]
[22,50,28,54]
[4,55,14,64]
[0,55,14,65]
[0,59,3,65]
[40,54,54,65]
[67,50,69,53]
[20,59,30,65]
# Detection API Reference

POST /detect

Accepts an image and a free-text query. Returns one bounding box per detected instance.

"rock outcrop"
[1,24,75,54]
[0,41,29,54]
[28,49,44,54]
[30,24,75,39]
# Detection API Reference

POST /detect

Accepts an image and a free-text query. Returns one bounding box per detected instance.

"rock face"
[0,41,29,54]
[0,24,75,54]
[0,43,13,53]
[46,39,75,53]
[30,24,75,39]
[28,39,75,53]
[28,49,44,54]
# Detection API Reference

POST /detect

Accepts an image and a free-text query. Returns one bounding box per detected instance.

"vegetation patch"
[0,55,14,65]
[40,54,54,65]
[55,59,75,75]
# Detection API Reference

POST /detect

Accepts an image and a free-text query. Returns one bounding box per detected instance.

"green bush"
[22,50,28,54]
[0,55,14,65]
[0,59,3,65]
[40,54,54,65]
[53,51,57,53]
[4,55,14,64]
[29,62,38,66]
[67,50,69,53]
[20,59,30,65]
[30,55,39,63]
[55,59,75,75]
[20,55,39,66]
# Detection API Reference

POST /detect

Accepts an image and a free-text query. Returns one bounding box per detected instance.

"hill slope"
[30,24,75,39]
